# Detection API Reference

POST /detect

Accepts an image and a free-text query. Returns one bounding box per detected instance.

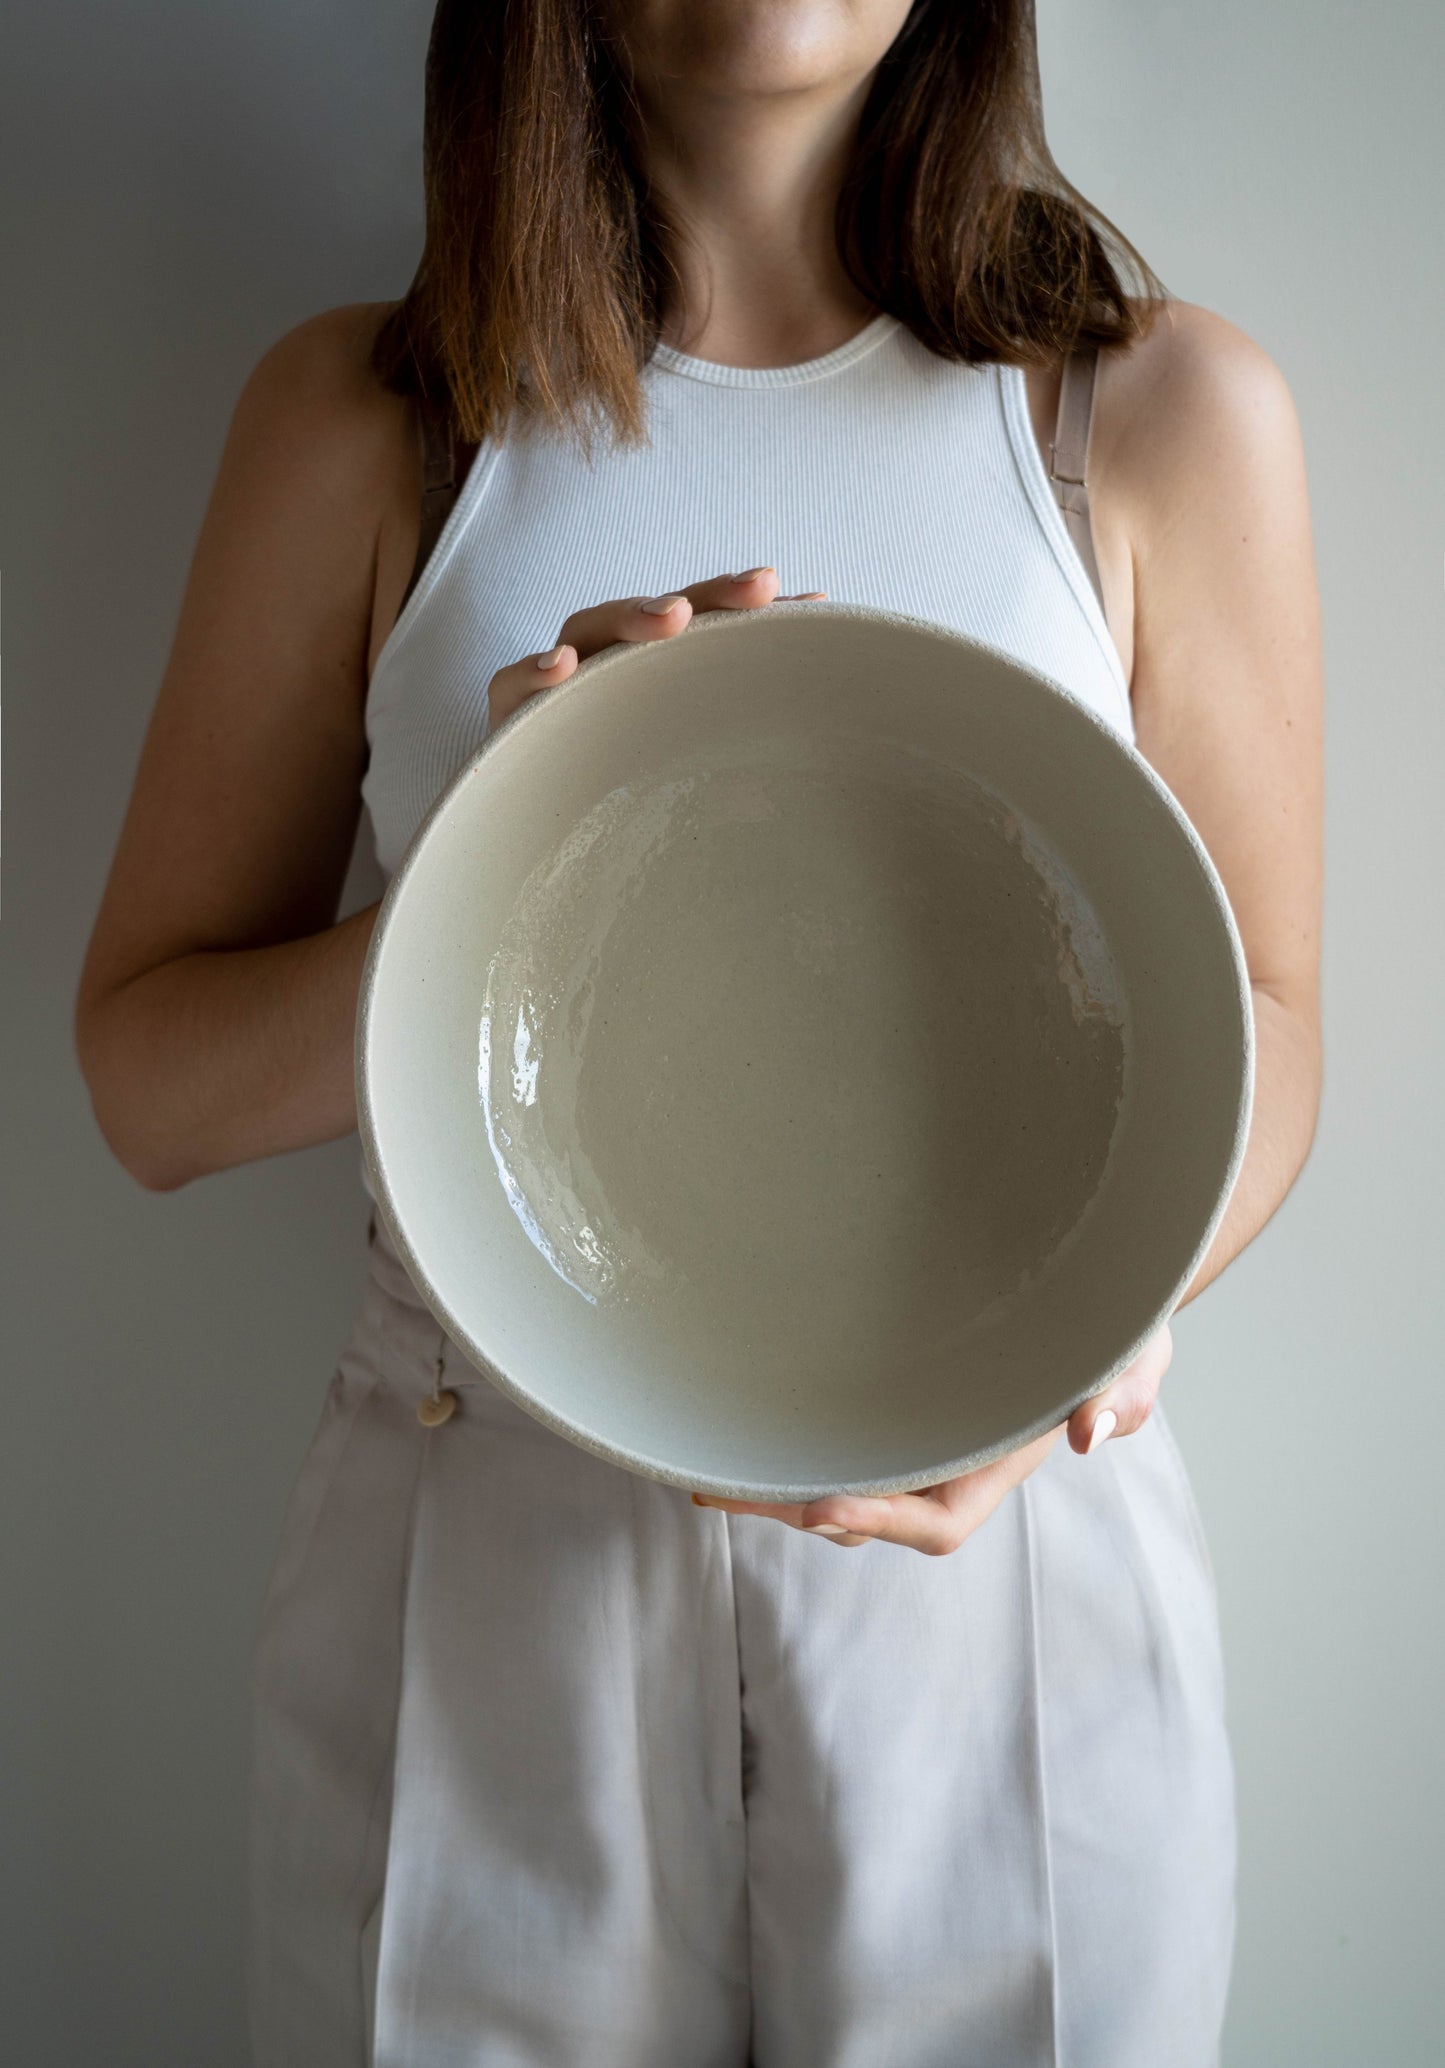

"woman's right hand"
[486,566,824,729]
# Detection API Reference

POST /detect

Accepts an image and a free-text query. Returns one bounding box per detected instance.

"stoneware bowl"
[356,603,1253,1503]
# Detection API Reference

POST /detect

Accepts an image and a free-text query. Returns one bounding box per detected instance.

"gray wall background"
[3,2,1440,2059]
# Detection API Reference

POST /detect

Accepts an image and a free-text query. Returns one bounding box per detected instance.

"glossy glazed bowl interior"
[358,605,1253,1501]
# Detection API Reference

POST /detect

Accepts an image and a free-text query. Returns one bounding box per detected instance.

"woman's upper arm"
[1117,302,1324,1044]
[76,301,414,1027]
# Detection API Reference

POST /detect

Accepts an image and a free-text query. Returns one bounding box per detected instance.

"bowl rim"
[355,600,1255,1500]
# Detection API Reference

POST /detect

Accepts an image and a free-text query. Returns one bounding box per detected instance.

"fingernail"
[1087,1409,1118,1454]
[536,645,569,670]
[729,566,773,584]
[805,1523,849,1536]
[691,1492,716,1508]
[641,593,686,616]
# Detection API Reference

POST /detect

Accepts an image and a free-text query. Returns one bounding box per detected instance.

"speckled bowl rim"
[356,602,1255,1500]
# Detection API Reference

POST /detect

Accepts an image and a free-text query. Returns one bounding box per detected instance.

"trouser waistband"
[361,1206,470,1414]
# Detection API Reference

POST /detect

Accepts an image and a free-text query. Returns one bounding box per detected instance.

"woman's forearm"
[78,900,382,1193]
[1175,981,1322,1309]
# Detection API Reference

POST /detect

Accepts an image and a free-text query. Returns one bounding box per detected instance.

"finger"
[559,568,790,655]
[692,1493,810,1526]
[697,1427,1063,1556]
[690,1492,878,1551]
[794,1484,982,1557]
[493,571,820,724]
[493,568,777,721]
[777,590,828,601]
[557,591,696,659]
[486,642,579,728]
[1067,1324,1172,1455]
[798,1426,1064,1555]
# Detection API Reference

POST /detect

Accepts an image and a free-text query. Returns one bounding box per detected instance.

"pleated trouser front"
[246,1214,1236,2067]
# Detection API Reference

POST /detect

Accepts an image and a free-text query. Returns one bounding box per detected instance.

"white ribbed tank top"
[357,311,1132,1201]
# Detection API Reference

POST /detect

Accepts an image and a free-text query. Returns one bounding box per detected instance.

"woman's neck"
[636,77,878,367]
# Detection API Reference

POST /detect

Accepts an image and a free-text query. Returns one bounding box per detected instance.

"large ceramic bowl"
[357,604,1253,1502]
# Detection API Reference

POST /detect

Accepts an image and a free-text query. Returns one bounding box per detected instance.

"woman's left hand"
[691,1323,1173,1553]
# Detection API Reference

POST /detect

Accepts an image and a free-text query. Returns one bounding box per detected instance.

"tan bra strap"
[1048,343,1108,621]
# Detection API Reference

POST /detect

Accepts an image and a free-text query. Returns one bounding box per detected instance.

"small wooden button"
[417,1389,459,1428]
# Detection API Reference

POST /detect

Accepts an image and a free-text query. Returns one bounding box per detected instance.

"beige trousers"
[246,1211,1235,2066]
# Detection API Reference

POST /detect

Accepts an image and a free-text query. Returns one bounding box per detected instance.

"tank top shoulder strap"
[1047,342,1107,620]
[399,397,480,615]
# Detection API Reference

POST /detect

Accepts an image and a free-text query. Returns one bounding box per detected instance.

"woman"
[74,0,1323,2061]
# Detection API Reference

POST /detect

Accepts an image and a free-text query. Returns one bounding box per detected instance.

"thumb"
[1067,1322,1172,1456]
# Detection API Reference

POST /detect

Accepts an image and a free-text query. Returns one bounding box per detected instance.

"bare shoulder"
[226,300,416,518]
[1110,296,1292,403]
[1099,298,1307,517]
[1094,300,1324,1053]
[239,300,404,418]
[209,301,425,677]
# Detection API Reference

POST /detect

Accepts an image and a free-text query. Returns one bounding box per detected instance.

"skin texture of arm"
[73,304,416,1192]
[1098,301,1324,1311]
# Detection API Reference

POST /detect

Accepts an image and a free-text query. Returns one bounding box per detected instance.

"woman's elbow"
[74,995,194,1194]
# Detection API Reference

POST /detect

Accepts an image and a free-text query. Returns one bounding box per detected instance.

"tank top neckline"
[647,312,902,388]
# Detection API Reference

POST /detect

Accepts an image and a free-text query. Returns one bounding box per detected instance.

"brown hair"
[371,0,1167,447]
